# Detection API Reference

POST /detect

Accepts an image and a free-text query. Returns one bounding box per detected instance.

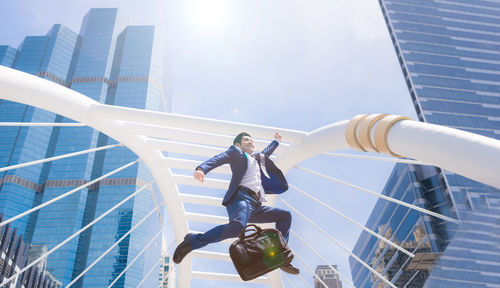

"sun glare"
[190,0,229,33]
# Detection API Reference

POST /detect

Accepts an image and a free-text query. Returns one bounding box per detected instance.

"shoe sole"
[173,234,193,264]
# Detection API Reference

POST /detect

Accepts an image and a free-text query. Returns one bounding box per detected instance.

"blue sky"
[0,0,417,287]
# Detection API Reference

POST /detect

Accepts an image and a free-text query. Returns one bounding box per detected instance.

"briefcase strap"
[239,224,262,240]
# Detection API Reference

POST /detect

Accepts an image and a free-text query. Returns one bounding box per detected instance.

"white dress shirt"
[240,152,267,202]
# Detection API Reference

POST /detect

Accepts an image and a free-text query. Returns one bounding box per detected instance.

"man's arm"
[260,132,282,157]
[194,146,236,183]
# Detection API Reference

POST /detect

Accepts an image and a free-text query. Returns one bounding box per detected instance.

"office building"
[158,255,172,287]
[379,0,500,286]
[0,214,62,288]
[379,0,500,208]
[0,8,166,287]
[0,24,81,242]
[0,46,18,67]
[350,1,500,287]
[314,265,342,288]
[350,164,453,287]
[157,235,173,288]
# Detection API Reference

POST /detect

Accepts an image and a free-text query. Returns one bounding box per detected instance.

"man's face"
[236,136,254,154]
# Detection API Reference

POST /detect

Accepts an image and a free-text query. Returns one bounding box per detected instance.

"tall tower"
[350,164,450,287]
[28,9,130,285]
[0,8,165,287]
[0,46,18,67]
[0,24,81,241]
[364,0,500,287]
[379,0,500,208]
[158,236,173,288]
[81,24,164,288]
[314,265,343,288]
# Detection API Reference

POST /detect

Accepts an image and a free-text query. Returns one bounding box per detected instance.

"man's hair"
[233,132,251,145]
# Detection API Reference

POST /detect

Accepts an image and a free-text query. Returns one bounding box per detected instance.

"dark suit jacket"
[196,140,288,206]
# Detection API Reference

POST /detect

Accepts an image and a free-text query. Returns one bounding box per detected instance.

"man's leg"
[249,205,292,242]
[173,195,252,263]
[248,205,299,275]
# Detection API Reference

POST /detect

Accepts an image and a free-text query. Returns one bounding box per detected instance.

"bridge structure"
[1,66,499,287]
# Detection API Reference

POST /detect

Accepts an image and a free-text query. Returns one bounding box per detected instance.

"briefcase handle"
[239,224,262,240]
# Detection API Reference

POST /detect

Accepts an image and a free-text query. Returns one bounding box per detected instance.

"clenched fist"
[194,169,205,183]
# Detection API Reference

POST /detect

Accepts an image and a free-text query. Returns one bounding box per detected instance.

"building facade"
[0,215,62,288]
[350,164,454,287]
[0,24,81,243]
[0,46,18,67]
[158,255,172,288]
[314,265,343,288]
[157,235,173,288]
[0,8,166,287]
[350,0,500,287]
[379,0,500,209]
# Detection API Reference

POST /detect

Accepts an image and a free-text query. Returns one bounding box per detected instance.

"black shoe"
[173,233,193,264]
[280,263,300,275]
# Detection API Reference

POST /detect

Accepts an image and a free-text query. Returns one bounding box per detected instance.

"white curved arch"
[277,115,500,189]
[2,66,500,287]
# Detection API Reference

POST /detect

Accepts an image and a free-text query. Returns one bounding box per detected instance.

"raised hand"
[274,132,282,142]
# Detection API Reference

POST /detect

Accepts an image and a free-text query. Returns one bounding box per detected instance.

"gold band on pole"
[357,113,388,153]
[345,114,369,152]
[345,114,411,158]
[374,115,411,158]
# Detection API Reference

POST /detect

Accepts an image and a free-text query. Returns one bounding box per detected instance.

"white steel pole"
[0,160,139,228]
[0,182,153,287]
[0,144,122,173]
[0,122,86,126]
[290,183,415,258]
[66,203,164,287]
[106,222,170,288]
[295,166,459,224]
[279,197,397,288]
[291,230,355,288]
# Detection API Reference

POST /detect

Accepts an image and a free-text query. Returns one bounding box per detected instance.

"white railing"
[0,143,122,173]
[289,184,415,258]
[279,197,397,288]
[294,166,458,224]
[0,122,86,127]
[323,152,425,165]
[66,202,165,287]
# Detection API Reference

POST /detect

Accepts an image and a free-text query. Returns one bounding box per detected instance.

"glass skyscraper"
[379,0,500,210]
[350,164,455,287]
[351,0,500,287]
[0,24,81,243]
[0,46,18,67]
[0,8,165,287]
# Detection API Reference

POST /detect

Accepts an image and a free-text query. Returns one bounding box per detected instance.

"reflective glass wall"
[379,0,500,209]
[0,8,165,287]
[355,0,500,286]
[350,164,455,287]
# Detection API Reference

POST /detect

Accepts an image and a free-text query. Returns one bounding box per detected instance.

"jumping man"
[173,132,300,275]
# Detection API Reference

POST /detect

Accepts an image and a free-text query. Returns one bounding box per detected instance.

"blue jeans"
[190,189,292,250]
